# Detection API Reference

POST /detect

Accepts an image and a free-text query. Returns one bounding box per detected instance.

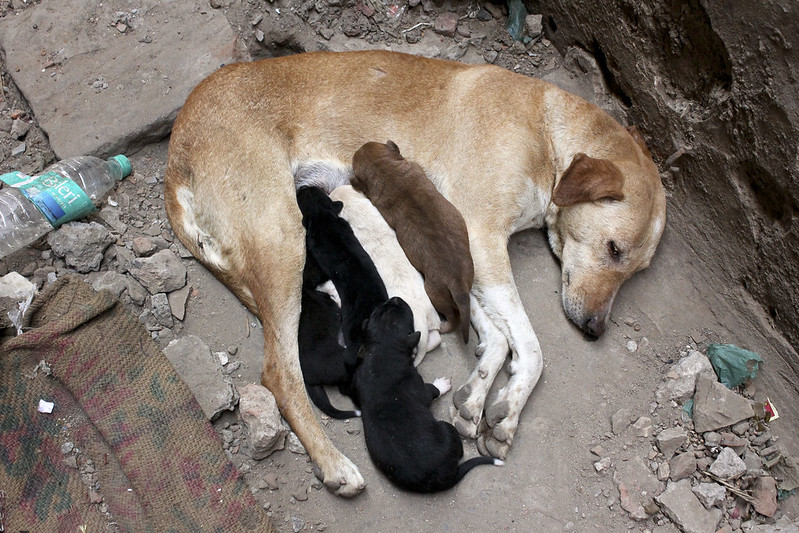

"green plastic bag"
[706,343,763,389]
[506,0,528,42]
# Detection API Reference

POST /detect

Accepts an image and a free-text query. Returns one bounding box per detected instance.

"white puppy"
[330,185,441,365]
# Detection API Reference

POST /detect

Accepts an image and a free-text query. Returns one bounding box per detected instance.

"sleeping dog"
[164,50,667,495]
[296,186,388,414]
[351,140,474,343]
[352,296,500,493]
[298,249,359,419]
[330,184,441,365]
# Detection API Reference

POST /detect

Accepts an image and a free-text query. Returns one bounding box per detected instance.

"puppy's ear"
[386,140,400,154]
[552,153,625,207]
[405,331,422,351]
[332,200,344,214]
[626,126,652,159]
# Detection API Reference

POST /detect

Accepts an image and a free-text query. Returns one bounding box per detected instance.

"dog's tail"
[306,385,361,420]
[454,456,503,485]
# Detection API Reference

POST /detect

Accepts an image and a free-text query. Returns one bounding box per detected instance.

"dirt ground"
[2,0,798,532]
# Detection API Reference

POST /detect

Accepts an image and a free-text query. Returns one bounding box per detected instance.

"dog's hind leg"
[450,295,509,439]
[246,220,366,497]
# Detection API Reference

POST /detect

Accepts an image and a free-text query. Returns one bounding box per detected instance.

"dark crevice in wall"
[590,41,632,108]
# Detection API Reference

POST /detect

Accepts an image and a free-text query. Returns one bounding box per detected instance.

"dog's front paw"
[476,398,520,460]
[312,454,366,498]
[450,382,485,438]
[433,377,451,395]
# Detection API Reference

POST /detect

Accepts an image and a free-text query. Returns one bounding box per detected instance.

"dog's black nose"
[583,316,606,337]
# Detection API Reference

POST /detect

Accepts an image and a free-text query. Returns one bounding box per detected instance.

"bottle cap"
[110,155,133,178]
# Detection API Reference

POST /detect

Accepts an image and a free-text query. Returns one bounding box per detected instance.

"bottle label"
[0,170,96,228]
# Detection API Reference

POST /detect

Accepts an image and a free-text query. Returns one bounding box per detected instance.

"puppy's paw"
[316,280,341,307]
[451,382,484,438]
[433,377,451,395]
[312,454,366,498]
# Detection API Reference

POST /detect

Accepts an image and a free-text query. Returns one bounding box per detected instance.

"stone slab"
[0,0,248,159]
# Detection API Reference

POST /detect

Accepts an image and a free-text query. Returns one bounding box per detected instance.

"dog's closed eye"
[608,240,622,261]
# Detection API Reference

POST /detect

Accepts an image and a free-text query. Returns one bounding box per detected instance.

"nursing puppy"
[352,297,501,493]
[298,250,359,419]
[350,141,473,343]
[296,186,388,379]
[330,185,441,365]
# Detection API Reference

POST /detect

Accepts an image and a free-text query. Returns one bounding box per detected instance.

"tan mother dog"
[164,50,666,497]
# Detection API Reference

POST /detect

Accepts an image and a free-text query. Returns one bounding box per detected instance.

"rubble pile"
[594,349,799,533]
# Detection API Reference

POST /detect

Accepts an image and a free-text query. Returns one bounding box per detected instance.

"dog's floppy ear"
[626,126,652,159]
[404,331,422,351]
[552,153,625,207]
[332,200,344,215]
[386,140,400,154]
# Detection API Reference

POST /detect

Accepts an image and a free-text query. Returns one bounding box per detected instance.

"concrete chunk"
[692,373,755,433]
[656,479,722,533]
[239,383,288,460]
[163,335,239,420]
[0,0,248,158]
[656,351,715,404]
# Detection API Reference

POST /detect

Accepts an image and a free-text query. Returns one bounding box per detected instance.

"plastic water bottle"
[0,154,132,259]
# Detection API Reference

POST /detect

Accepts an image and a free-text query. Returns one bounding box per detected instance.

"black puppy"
[298,250,360,419]
[352,297,502,493]
[296,186,389,412]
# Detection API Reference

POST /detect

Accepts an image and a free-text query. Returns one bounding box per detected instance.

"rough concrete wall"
[531,0,799,354]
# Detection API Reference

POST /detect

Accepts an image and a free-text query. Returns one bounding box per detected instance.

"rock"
[669,451,697,482]
[655,351,715,404]
[590,445,606,457]
[88,270,128,299]
[657,462,670,481]
[719,431,748,452]
[287,432,307,455]
[613,456,663,521]
[748,516,799,532]
[61,441,74,454]
[128,249,187,294]
[656,479,723,533]
[10,118,30,139]
[151,292,174,327]
[626,340,638,352]
[524,13,543,40]
[132,236,159,257]
[262,471,279,490]
[633,416,653,438]
[594,457,612,473]
[752,431,773,447]
[0,0,247,159]
[291,516,305,532]
[709,447,747,480]
[98,206,128,235]
[167,284,191,321]
[703,431,722,449]
[125,276,149,306]
[752,476,778,517]
[611,408,634,435]
[433,12,458,37]
[239,383,288,460]
[0,271,37,332]
[48,222,114,273]
[656,427,689,458]
[692,373,755,432]
[743,451,764,475]
[731,420,750,436]
[163,335,239,420]
[691,482,725,509]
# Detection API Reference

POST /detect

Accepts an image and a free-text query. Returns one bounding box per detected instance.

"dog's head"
[546,127,666,337]
[350,140,404,197]
[363,296,421,354]
[296,186,344,229]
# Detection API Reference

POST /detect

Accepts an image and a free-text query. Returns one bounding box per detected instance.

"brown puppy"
[351,140,473,343]
[163,50,666,497]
